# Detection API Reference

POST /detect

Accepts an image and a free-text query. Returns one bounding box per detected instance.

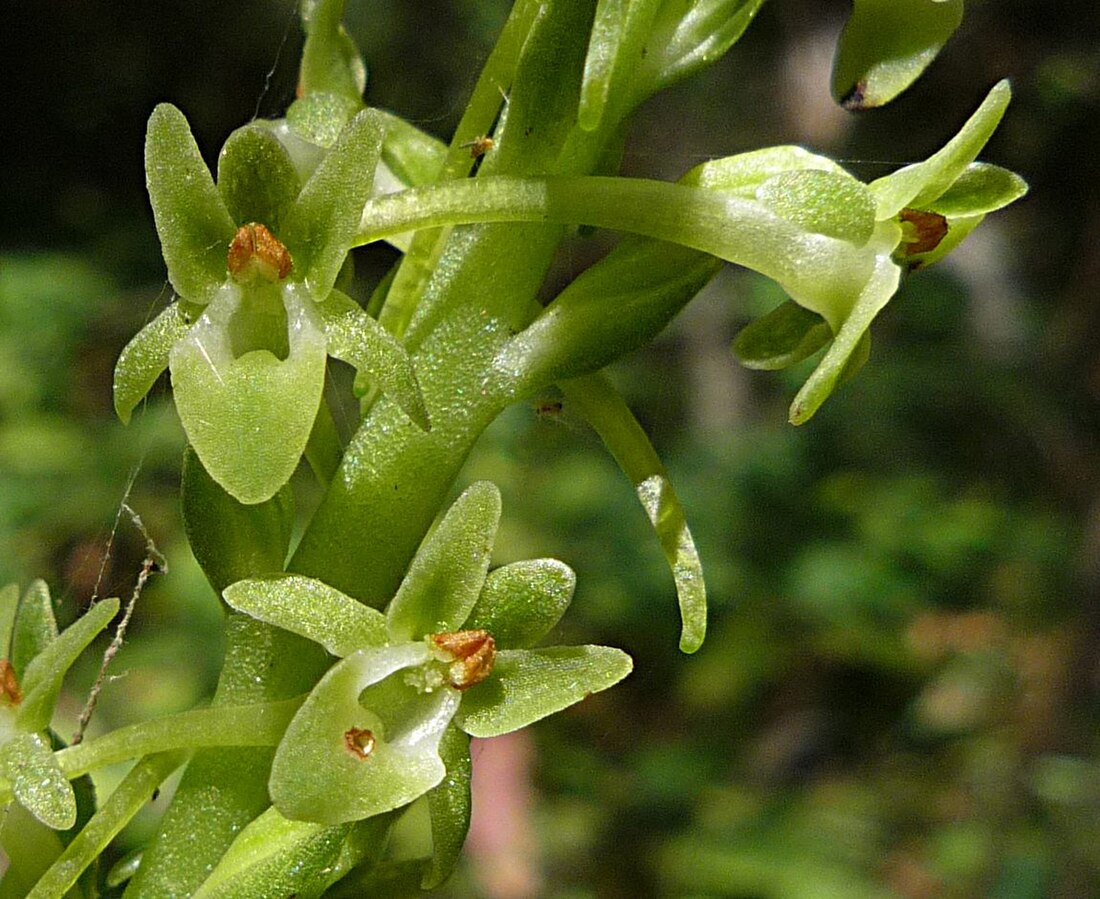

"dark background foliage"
[3,1,1100,895]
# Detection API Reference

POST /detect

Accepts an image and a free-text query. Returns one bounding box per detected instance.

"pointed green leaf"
[113,302,191,424]
[270,644,458,824]
[682,145,848,196]
[0,584,18,659]
[925,162,1028,218]
[789,246,902,424]
[756,170,877,244]
[318,290,430,430]
[18,598,119,734]
[181,447,295,593]
[10,580,58,678]
[560,375,708,652]
[191,807,350,899]
[1,733,76,830]
[465,559,575,650]
[170,283,327,505]
[224,575,387,657]
[217,125,301,232]
[283,109,384,299]
[386,483,502,642]
[299,0,366,105]
[457,646,633,738]
[640,0,767,95]
[869,80,1012,218]
[733,300,831,370]
[422,724,471,890]
[145,104,237,304]
[833,0,964,109]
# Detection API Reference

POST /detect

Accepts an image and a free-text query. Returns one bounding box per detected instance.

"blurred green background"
[3,1,1100,896]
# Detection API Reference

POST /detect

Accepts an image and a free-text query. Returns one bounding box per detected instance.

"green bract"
[223,482,632,837]
[115,104,429,504]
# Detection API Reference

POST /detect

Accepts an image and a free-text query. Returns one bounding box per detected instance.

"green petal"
[191,807,350,899]
[318,290,430,431]
[464,559,575,650]
[925,162,1028,218]
[456,646,633,738]
[224,575,388,657]
[869,80,1012,219]
[1,732,75,830]
[170,283,328,505]
[270,644,458,824]
[10,580,58,678]
[422,724,471,890]
[17,598,119,734]
[386,482,502,642]
[682,145,849,196]
[283,109,384,300]
[217,125,301,232]
[113,302,191,424]
[286,92,362,150]
[832,0,964,109]
[145,104,236,304]
[789,242,902,424]
[732,300,831,371]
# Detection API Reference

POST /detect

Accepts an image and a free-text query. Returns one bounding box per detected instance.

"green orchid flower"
[715,80,1026,422]
[114,104,429,505]
[222,482,632,832]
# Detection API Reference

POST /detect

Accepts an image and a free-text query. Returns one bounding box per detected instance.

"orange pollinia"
[430,629,497,690]
[227,222,293,283]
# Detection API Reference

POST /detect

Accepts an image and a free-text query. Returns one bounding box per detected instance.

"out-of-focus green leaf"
[145,104,236,304]
[421,724,471,889]
[170,283,327,505]
[217,126,302,232]
[113,302,191,424]
[270,644,457,824]
[465,559,575,649]
[456,646,633,738]
[0,584,19,659]
[386,483,501,643]
[733,300,831,370]
[18,598,118,734]
[224,575,387,657]
[318,290,430,431]
[0,732,75,830]
[10,581,57,678]
[832,0,964,109]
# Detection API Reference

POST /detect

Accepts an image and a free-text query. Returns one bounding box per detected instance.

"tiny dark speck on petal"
[840,81,869,111]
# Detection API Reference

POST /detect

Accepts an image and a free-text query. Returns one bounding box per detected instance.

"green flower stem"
[27,752,186,899]
[356,175,871,311]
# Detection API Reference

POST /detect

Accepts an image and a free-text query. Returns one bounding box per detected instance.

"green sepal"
[286,92,363,150]
[421,724,471,890]
[732,300,831,371]
[682,144,848,195]
[270,644,458,824]
[181,446,295,593]
[145,104,237,304]
[756,169,877,245]
[191,806,351,899]
[924,162,1028,218]
[10,580,58,678]
[456,646,633,738]
[578,0,658,132]
[299,0,366,107]
[318,289,430,431]
[833,0,964,109]
[170,282,328,505]
[217,125,302,232]
[113,302,191,424]
[386,482,502,642]
[465,559,575,650]
[0,732,76,830]
[639,0,767,96]
[17,598,119,734]
[869,80,1012,219]
[789,243,901,424]
[0,584,18,660]
[283,109,384,299]
[224,575,388,658]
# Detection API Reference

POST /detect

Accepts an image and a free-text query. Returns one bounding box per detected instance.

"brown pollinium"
[431,629,497,690]
[227,222,293,283]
